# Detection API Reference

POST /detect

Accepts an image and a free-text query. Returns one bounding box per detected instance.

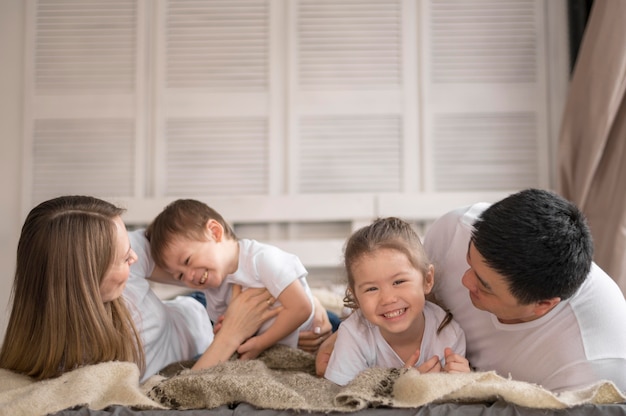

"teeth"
[199,271,208,285]
[383,308,406,318]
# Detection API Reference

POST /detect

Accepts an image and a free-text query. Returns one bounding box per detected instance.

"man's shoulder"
[569,262,626,312]
[425,202,489,244]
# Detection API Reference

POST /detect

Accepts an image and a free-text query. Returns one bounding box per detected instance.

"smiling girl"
[324,217,469,386]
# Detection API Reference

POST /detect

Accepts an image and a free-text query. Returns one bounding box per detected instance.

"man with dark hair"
[424,188,626,392]
[316,189,626,392]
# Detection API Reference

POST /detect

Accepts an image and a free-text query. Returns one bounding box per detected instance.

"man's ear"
[533,297,561,317]
[206,219,224,242]
[423,264,435,294]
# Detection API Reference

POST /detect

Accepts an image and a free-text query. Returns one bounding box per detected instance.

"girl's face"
[350,248,434,339]
[161,220,234,289]
[100,216,137,302]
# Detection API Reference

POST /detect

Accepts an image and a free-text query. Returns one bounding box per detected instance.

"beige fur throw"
[0,361,163,415]
[1,345,625,415]
[145,345,626,412]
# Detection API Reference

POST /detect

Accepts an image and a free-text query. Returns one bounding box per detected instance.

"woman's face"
[100,216,137,302]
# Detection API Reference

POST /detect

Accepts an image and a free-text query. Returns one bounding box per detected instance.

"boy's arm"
[237,280,313,359]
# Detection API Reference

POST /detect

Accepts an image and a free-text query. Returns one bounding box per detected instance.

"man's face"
[461,242,538,324]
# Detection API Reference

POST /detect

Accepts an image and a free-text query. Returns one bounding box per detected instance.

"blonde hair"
[0,195,144,380]
[145,199,236,269]
[343,217,452,333]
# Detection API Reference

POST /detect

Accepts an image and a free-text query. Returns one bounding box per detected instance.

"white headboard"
[114,191,512,272]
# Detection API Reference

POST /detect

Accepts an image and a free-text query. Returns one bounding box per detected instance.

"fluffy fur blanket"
[1,345,625,415]
[0,360,163,415]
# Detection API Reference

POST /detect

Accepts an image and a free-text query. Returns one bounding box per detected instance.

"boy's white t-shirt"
[202,238,315,348]
[424,203,626,392]
[324,302,466,386]
[124,229,213,382]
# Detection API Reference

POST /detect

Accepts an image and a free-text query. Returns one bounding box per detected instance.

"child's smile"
[382,307,407,320]
[351,248,432,339]
[199,270,208,285]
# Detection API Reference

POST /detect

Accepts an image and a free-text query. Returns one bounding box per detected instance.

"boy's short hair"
[146,199,237,269]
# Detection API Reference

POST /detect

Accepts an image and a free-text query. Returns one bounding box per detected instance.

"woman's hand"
[298,296,332,354]
[222,286,281,341]
[192,287,280,370]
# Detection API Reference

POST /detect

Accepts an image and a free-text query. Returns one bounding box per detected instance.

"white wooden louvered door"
[419,0,550,191]
[22,0,146,208]
[22,0,562,210]
[154,0,282,196]
[288,0,418,193]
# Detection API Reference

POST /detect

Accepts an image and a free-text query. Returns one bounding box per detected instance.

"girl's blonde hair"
[343,217,451,333]
[0,195,144,380]
[145,199,237,269]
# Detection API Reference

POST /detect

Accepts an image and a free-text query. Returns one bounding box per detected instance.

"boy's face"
[160,225,231,289]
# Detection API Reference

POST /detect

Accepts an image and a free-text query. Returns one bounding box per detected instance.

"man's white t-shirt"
[324,302,466,386]
[202,238,315,349]
[124,229,213,382]
[424,203,626,392]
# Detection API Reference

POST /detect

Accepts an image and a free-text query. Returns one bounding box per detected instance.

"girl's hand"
[405,348,442,373]
[442,347,470,373]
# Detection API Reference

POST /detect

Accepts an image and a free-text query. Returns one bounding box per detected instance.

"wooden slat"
[376,191,513,220]
[115,193,377,225]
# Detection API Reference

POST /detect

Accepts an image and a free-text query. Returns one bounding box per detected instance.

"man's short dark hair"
[471,188,593,304]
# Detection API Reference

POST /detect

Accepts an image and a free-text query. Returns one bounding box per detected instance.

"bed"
[2,193,625,415]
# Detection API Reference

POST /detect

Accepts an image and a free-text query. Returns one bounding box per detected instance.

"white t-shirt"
[324,302,466,386]
[124,229,214,382]
[424,203,626,392]
[202,238,315,348]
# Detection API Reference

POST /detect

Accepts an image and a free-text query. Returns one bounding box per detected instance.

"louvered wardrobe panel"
[289,0,416,194]
[34,0,136,93]
[432,113,539,190]
[164,118,268,195]
[420,0,550,191]
[24,0,143,208]
[297,0,402,90]
[299,115,402,193]
[156,0,275,197]
[33,119,135,199]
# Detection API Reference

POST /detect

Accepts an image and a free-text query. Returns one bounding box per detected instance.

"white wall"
[0,1,570,342]
[0,0,24,340]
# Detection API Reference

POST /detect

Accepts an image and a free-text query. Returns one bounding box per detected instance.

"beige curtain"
[559,0,626,293]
